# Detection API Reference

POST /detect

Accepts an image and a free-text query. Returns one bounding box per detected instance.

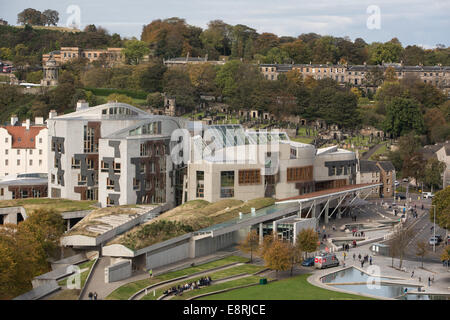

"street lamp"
[431,204,436,253]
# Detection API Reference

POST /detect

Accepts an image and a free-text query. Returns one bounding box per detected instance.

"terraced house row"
[260,63,450,94]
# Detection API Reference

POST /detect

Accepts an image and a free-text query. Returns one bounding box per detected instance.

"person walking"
[361,260,364,268]
[148,269,153,279]
[369,256,372,265]
[343,252,347,260]
[428,277,431,286]
[353,253,356,261]
[94,292,98,300]
[88,292,93,300]
[411,270,414,278]
[358,253,362,261]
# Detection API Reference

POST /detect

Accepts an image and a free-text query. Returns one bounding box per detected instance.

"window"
[39,149,42,155]
[29,160,32,166]
[72,157,81,169]
[17,159,20,165]
[238,170,261,185]
[5,149,7,155]
[0,188,3,196]
[83,125,97,153]
[51,174,55,183]
[196,171,204,198]
[17,150,20,155]
[114,162,121,173]
[107,178,115,190]
[78,174,87,184]
[5,137,8,143]
[220,171,234,198]
[39,138,42,143]
[39,160,42,166]
[4,159,8,166]
[133,178,141,190]
[101,161,109,172]
[287,166,313,182]
[29,149,32,155]
[87,159,95,170]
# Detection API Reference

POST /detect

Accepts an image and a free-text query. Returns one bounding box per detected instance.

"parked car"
[301,257,315,267]
[423,192,434,199]
[397,194,406,200]
[394,180,400,186]
[429,236,442,246]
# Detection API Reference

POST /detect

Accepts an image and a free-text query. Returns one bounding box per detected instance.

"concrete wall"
[105,259,132,283]
[194,232,237,257]
[145,241,190,270]
[0,206,27,224]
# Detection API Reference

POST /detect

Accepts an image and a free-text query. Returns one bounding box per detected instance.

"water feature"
[321,267,393,284]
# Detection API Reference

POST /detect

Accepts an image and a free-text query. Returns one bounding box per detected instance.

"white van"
[314,253,340,269]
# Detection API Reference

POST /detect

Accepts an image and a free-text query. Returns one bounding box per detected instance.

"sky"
[1,0,449,48]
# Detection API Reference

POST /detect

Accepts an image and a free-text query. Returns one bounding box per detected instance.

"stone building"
[42,47,123,66]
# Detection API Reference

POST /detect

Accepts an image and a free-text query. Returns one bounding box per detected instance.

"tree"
[388,225,414,269]
[261,238,292,276]
[296,228,319,259]
[42,9,59,26]
[364,66,385,87]
[431,186,450,230]
[239,230,260,262]
[289,238,304,276]
[415,240,428,268]
[17,8,44,26]
[163,68,196,111]
[382,97,425,138]
[146,92,164,108]
[441,245,450,269]
[423,158,446,193]
[123,40,150,65]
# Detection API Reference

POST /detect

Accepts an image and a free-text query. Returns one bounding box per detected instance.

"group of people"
[164,276,212,296]
[352,253,372,267]
[352,229,364,237]
[87,292,98,300]
[341,243,350,252]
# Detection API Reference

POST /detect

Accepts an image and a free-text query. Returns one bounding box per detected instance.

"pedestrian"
[88,292,93,300]
[361,260,364,268]
[369,256,372,265]
[94,292,97,300]
[148,269,153,279]
[343,252,347,260]
[411,270,414,278]
[353,253,356,261]
[358,253,362,260]
[421,204,424,210]
[418,276,421,282]
[428,277,431,286]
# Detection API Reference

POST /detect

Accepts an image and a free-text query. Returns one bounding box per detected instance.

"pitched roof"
[0,126,46,149]
[359,160,380,173]
[377,161,395,172]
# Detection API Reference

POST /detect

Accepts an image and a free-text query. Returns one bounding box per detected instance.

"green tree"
[423,158,446,193]
[123,40,150,65]
[106,93,134,105]
[383,97,425,138]
[42,9,59,26]
[146,92,163,108]
[163,68,196,111]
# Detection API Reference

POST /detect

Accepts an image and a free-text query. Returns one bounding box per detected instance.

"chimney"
[49,110,57,119]
[76,99,89,111]
[22,119,30,130]
[10,115,18,126]
[35,117,44,125]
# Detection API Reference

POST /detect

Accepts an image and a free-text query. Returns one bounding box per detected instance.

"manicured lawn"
[105,255,249,300]
[170,276,262,300]
[199,274,375,300]
[0,198,96,214]
[291,136,314,144]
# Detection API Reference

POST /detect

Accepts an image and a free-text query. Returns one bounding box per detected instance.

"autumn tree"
[296,228,319,259]
[441,245,450,270]
[415,240,428,268]
[261,238,292,276]
[288,240,303,276]
[239,230,260,262]
[431,187,450,230]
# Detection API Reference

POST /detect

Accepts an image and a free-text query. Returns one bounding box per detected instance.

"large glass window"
[83,125,97,153]
[220,171,234,198]
[238,170,261,185]
[196,171,204,198]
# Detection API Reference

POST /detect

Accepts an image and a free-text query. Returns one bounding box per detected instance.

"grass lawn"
[170,276,262,300]
[58,259,97,289]
[0,198,96,214]
[199,274,375,300]
[141,266,262,301]
[46,289,81,300]
[105,255,249,300]
[368,142,389,160]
